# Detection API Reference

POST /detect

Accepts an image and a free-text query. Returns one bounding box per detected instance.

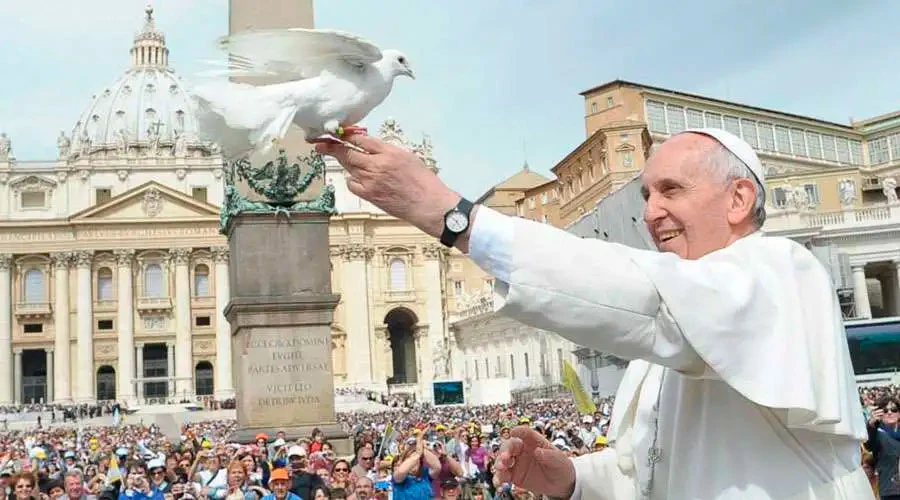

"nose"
[643,193,667,226]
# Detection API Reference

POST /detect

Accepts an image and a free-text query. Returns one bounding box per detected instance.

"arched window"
[23,269,45,303]
[144,264,164,298]
[97,267,114,301]
[389,258,407,290]
[193,264,209,297]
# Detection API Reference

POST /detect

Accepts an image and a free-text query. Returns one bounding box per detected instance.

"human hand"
[493,426,576,498]
[315,135,462,240]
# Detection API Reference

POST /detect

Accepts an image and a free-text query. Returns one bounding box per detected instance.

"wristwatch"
[440,197,474,248]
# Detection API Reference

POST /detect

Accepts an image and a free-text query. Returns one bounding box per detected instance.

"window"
[528,197,535,209]
[96,188,112,204]
[822,135,837,161]
[723,116,741,137]
[775,126,791,154]
[21,191,45,209]
[757,123,776,151]
[193,264,209,296]
[606,96,613,108]
[453,280,463,296]
[23,323,42,334]
[97,319,114,330]
[740,119,758,148]
[496,355,503,377]
[772,187,788,208]
[541,192,548,204]
[540,352,548,375]
[686,108,704,128]
[646,101,666,133]
[704,112,722,129]
[804,184,820,205]
[869,137,890,165]
[835,137,851,163]
[510,353,516,379]
[389,258,406,290]
[666,105,685,133]
[591,102,598,113]
[849,140,864,165]
[23,269,44,303]
[805,132,823,159]
[484,358,489,378]
[97,267,113,301]
[143,263,164,297]
[524,353,530,377]
[97,267,115,300]
[191,187,208,202]
[790,129,806,157]
[195,316,211,327]
[890,134,900,162]
[622,151,633,169]
[475,360,479,379]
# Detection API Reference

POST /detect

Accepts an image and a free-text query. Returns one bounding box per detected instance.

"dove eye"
[398,57,406,64]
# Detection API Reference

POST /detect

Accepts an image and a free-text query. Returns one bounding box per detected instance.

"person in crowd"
[317,128,873,498]
[866,397,900,499]
[59,470,96,500]
[259,470,296,500]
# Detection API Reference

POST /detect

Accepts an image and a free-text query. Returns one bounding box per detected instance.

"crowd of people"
[0,387,892,499]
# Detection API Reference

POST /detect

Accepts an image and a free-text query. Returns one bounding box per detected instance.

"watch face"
[446,211,469,232]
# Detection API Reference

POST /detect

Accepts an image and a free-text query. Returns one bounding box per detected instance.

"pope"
[317,128,873,499]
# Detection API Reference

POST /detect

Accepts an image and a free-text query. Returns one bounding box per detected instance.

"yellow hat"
[595,436,608,445]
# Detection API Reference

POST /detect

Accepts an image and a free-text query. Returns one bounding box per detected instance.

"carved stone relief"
[141,187,164,217]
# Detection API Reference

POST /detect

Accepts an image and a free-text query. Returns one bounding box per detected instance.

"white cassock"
[468,207,873,500]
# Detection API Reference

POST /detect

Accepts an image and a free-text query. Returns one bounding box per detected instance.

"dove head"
[380,49,415,80]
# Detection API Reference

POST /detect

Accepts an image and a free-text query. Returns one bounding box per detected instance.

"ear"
[726,178,757,226]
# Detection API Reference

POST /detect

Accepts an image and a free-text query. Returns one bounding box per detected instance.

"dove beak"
[404,68,416,80]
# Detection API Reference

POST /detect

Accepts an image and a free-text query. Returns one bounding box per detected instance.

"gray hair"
[706,142,767,229]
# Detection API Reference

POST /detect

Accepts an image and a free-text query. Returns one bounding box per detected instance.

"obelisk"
[225,0,350,455]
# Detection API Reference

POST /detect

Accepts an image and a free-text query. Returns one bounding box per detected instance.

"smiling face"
[641,133,759,260]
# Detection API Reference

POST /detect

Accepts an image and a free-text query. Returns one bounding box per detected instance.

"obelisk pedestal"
[224,212,350,455]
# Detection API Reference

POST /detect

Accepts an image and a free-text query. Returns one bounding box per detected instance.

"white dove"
[191,28,414,159]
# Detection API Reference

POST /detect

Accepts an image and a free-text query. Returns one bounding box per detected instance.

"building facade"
[0,6,460,406]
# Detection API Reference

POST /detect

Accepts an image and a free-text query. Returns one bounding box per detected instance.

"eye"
[398,56,406,64]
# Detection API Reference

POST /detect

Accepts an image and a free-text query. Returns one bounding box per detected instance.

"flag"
[106,454,122,486]
[561,360,596,415]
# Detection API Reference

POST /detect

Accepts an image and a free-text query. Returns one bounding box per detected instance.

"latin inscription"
[244,332,333,418]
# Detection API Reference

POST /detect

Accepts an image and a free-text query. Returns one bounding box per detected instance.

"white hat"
[681,128,765,184]
[286,445,306,457]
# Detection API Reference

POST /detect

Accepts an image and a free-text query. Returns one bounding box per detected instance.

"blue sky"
[0,0,896,199]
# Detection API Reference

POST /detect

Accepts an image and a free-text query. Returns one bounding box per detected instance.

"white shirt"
[467,206,873,499]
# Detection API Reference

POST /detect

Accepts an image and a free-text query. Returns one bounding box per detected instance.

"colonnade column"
[211,246,233,399]
[45,348,54,403]
[339,244,373,385]
[114,250,136,403]
[135,343,144,401]
[0,254,12,404]
[421,244,447,401]
[75,250,95,402]
[171,248,193,398]
[50,252,72,403]
[851,265,872,319]
[166,342,175,398]
[13,348,22,404]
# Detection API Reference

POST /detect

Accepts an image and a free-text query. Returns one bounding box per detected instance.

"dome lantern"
[130,4,169,70]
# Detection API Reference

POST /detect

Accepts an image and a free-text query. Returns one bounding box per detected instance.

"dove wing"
[216,28,384,80]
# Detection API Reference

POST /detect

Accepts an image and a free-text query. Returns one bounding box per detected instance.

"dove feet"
[340,125,368,136]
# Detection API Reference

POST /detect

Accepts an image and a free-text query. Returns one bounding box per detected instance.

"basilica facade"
[0,6,467,406]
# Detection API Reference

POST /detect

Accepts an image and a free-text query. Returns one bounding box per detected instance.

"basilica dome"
[67,6,210,158]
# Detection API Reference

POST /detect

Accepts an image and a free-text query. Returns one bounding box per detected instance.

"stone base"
[229,422,353,456]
